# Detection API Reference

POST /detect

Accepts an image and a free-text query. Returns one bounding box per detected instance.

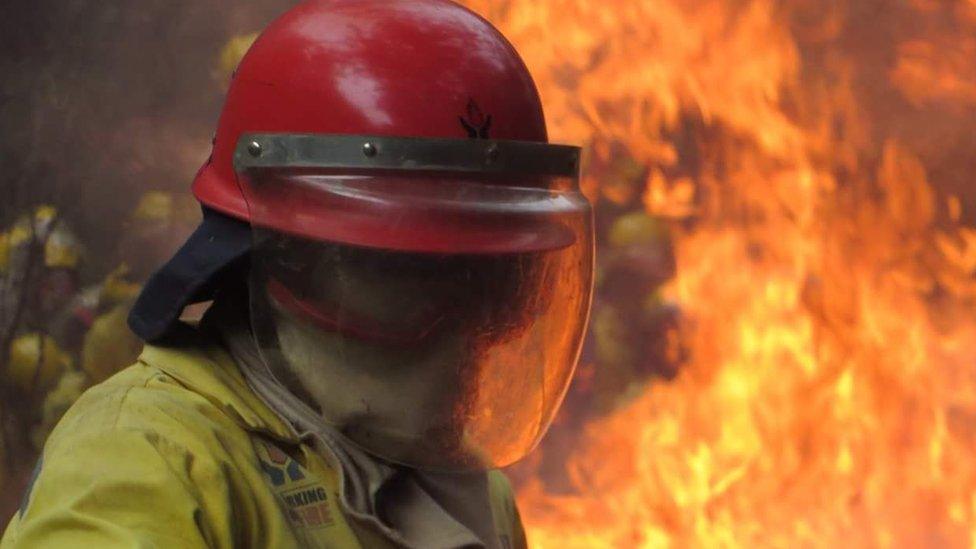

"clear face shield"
[234,134,593,471]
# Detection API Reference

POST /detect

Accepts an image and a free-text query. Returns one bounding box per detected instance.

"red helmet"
[194,0,564,253]
[183,0,593,471]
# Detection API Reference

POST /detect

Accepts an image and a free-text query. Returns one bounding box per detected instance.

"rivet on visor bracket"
[362,142,378,158]
[247,141,263,158]
[485,144,500,164]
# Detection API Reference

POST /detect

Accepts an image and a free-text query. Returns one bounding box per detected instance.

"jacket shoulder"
[5,360,260,548]
[7,365,227,547]
[47,359,237,450]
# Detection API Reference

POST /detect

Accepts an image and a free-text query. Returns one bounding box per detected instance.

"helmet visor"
[235,135,593,471]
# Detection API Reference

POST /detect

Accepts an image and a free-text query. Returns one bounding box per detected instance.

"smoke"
[0,0,295,273]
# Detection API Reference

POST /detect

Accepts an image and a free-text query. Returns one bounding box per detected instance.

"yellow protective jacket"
[1,336,527,548]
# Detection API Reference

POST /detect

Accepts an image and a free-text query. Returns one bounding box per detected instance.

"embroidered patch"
[259,441,305,486]
[254,439,335,530]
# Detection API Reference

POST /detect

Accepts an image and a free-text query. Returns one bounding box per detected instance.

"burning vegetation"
[462,0,976,546]
[1,0,975,545]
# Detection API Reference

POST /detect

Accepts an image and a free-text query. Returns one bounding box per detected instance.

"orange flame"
[462,0,976,546]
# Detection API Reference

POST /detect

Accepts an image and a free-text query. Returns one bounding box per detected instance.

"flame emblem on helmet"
[459,99,493,139]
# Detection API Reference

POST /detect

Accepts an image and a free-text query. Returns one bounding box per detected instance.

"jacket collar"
[137,329,299,445]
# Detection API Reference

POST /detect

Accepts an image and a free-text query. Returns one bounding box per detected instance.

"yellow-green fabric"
[1,336,526,548]
[80,302,143,384]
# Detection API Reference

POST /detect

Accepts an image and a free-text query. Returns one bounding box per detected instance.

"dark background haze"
[0,0,298,274]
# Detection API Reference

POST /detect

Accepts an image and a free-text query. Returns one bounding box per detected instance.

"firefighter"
[533,210,681,492]
[1,206,82,335]
[214,32,259,89]
[596,210,683,384]
[4,333,72,399]
[2,2,594,548]
[577,210,684,411]
[0,207,84,406]
[2,332,80,453]
[75,267,142,385]
[0,207,85,459]
[117,190,200,283]
[78,190,197,384]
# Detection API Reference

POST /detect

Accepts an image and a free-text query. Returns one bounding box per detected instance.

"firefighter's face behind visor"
[249,230,591,471]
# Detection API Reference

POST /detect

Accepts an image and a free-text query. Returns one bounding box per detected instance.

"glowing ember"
[461,0,976,546]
